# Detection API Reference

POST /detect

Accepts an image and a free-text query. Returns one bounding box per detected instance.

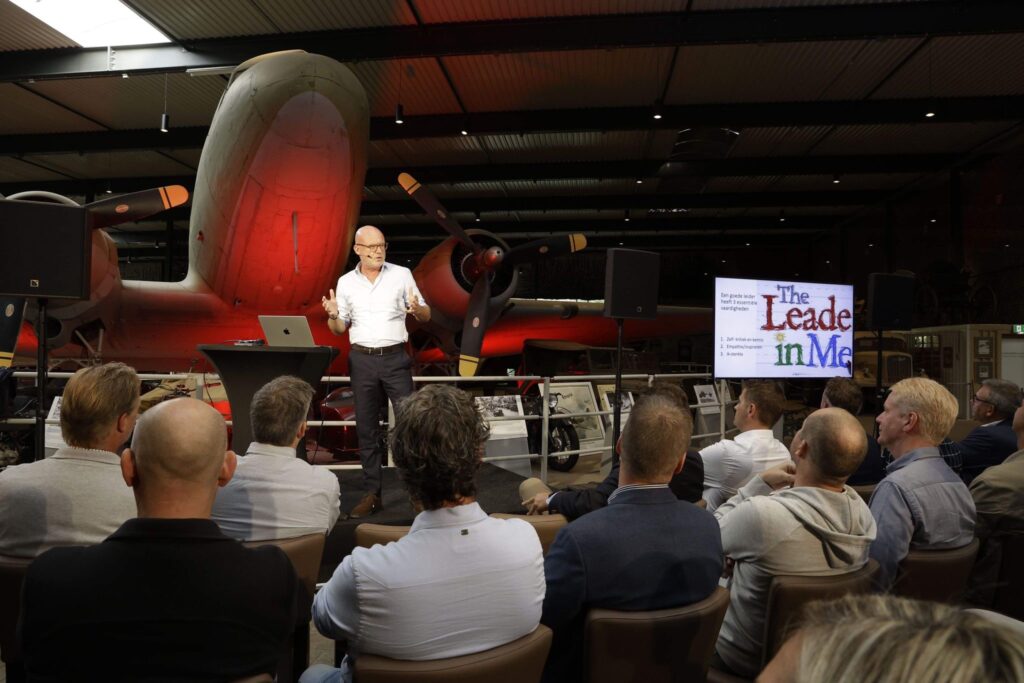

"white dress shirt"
[334,262,426,347]
[700,429,792,512]
[312,502,544,673]
[0,446,137,557]
[211,442,341,541]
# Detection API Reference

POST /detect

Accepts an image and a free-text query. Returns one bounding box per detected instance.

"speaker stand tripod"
[33,297,49,462]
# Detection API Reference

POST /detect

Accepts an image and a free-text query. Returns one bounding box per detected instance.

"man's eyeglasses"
[971,395,995,406]
[355,242,387,252]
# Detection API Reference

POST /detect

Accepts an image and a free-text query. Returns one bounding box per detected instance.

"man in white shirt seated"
[302,384,545,683]
[0,363,140,557]
[701,379,791,512]
[212,375,341,540]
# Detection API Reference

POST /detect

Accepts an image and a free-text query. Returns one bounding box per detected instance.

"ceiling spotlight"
[474,211,481,222]
[624,217,630,222]
[832,174,841,184]
[745,242,751,247]
[868,243,874,247]
[121,73,129,79]
[779,210,786,223]
[160,112,169,133]
[925,111,936,118]
[652,101,664,120]
[929,217,937,224]
[619,242,624,246]
[635,178,643,185]
[460,129,468,136]
[105,182,113,194]
[826,260,831,264]
[395,103,404,125]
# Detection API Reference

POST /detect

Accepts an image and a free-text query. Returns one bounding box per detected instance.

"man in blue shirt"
[955,378,1021,483]
[869,378,976,590]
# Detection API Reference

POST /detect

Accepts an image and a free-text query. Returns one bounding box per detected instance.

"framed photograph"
[474,395,529,440]
[596,384,634,427]
[976,362,993,381]
[975,337,992,358]
[549,382,605,444]
[694,383,720,416]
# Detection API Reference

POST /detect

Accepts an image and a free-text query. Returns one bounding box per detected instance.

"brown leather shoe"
[348,492,382,519]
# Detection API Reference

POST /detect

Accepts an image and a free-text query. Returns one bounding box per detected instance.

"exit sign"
[1015,324,1024,334]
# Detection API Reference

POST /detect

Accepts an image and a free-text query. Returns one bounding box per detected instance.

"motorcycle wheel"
[547,421,580,472]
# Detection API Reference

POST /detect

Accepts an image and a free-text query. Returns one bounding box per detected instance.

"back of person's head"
[761,594,1024,683]
[741,379,785,427]
[822,377,863,415]
[887,377,959,444]
[796,408,867,486]
[250,375,314,447]
[60,362,140,448]
[982,378,1022,419]
[621,392,693,481]
[390,384,488,510]
[645,381,689,411]
[129,398,229,490]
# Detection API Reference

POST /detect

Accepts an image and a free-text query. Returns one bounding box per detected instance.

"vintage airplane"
[2,51,710,377]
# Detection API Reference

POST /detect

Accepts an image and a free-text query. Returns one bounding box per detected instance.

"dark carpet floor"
[322,463,529,581]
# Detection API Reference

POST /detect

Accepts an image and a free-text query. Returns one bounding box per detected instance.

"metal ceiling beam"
[0,1,1020,81]
[1,97,1020,155]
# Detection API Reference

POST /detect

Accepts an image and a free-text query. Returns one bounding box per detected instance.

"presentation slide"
[715,277,854,379]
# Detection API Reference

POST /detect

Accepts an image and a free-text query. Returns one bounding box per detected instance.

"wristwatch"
[328,312,339,320]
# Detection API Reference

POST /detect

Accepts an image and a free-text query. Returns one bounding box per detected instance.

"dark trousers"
[348,349,414,494]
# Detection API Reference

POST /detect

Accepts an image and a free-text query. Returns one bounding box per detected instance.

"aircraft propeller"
[398,173,587,376]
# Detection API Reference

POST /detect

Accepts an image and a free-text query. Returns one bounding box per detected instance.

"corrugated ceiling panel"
[668,38,918,104]
[367,141,408,167]
[27,74,225,129]
[253,0,416,31]
[350,59,460,117]
[702,176,782,193]
[373,137,492,166]
[483,132,650,163]
[770,172,920,191]
[163,150,204,170]
[445,48,669,111]
[0,157,67,183]
[0,2,78,51]
[813,122,1015,155]
[24,151,196,179]
[693,0,931,8]
[501,178,637,195]
[0,84,102,134]
[128,0,276,39]
[872,34,1024,99]
[728,126,832,156]
[417,0,689,23]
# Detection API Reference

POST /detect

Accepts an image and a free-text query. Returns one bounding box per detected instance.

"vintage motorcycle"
[522,391,581,472]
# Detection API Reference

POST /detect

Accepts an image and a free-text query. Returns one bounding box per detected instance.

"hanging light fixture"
[394,103,404,125]
[652,100,664,120]
[159,73,169,133]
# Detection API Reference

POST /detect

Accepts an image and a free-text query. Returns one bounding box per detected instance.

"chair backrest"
[584,586,730,683]
[851,484,875,505]
[355,523,412,549]
[489,513,568,555]
[762,559,879,667]
[243,532,326,597]
[893,537,980,604]
[354,623,552,683]
[993,534,1024,620]
[0,555,31,668]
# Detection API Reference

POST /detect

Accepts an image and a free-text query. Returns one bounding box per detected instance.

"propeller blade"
[398,173,479,253]
[505,233,587,266]
[0,297,27,368]
[85,185,189,230]
[458,276,491,377]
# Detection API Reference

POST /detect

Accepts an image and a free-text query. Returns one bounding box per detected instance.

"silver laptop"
[258,315,316,347]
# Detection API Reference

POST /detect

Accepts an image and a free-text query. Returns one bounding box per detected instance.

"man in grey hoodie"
[712,407,878,678]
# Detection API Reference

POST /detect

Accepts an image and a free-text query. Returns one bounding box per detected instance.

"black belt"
[351,343,405,356]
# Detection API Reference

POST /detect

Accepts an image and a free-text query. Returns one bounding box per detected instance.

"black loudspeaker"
[867,272,915,330]
[0,199,91,300]
[603,248,660,320]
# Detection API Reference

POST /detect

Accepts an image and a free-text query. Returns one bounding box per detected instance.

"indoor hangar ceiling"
[1,0,1024,276]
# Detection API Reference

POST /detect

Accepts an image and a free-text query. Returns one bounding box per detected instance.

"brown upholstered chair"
[354,624,552,683]
[0,555,31,683]
[354,523,412,549]
[244,533,326,683]
[761,559,879,667]
[584,586,730,683]
[489,513,568,555]
[851,484,875,505]
[892,538,980,603]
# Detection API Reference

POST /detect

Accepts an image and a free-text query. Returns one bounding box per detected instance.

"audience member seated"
[822,376,884,485]
[20,398,299,680]
[0,363,139,557]
[967,403,1024,608]
[712,407,876,678]
[520,383,704,518]
[957,378,1022,483]
[212,375,341,540]
[701,379,790,512]
[540,391,722,683]
[759,594,1024,683]
[304,385,544,683]
[869,378,976,590]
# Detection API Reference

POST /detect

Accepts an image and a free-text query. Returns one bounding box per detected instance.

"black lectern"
[198,344,338,456]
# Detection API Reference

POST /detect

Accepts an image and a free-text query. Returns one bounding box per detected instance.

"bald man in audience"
[0,362,139,557]
[869,378,976,590]
[821,376,884,485]
[713,408,877,678]
[20,398,299,680]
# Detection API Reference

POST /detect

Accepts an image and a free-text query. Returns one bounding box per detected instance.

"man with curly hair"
[304,384,545,683]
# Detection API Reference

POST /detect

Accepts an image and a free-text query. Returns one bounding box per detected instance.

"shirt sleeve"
[541,527,587,630]
[868,479,915,590]
[404,269,427,307]
[335,276,353,325]
[701,440,739,508]
[311,553,362,641]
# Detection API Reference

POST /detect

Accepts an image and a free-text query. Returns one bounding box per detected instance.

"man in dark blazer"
[957,378,1021,483]
[520,383,705,519]
[540,391,723,683]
